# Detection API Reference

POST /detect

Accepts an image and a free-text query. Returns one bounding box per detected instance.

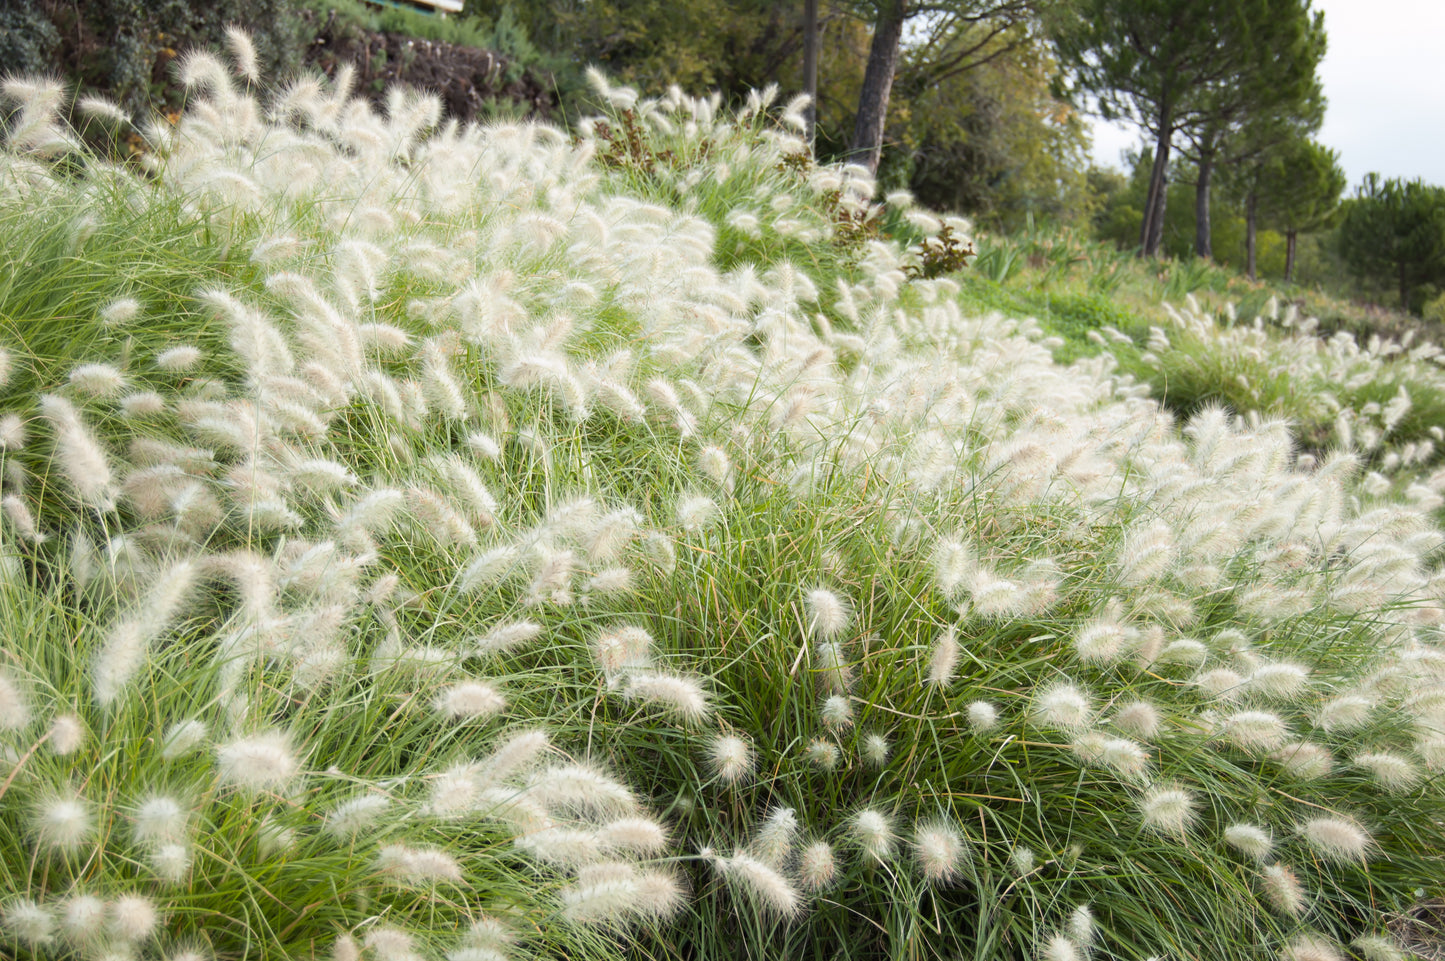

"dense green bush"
[21,0,308,114]
[0,2,60,79]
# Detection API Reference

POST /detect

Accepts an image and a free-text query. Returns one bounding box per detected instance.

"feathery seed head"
[4,898,54,947]
[132,795,188,845]
[1033,682,1092,731]
[1260,863,1307,916]
[599,817,668,855]
[813,640,853,694]
[798,840,837,891]
[47,713,84,754]
[713,851,803,918]
[526,762,635,817]
[1072,734,1149,779]
[101,297,140,325]
[1193,668,1244,700]
[584,567,634,597]
[928,627,961,686]
[1041,934,1080,961]
[364,927,419,961]
[804,588,850,640]
[1068,905,1095,947]
[698,445,733,486]
[1317,694,1374,733]
[1111,700,1161,739]
[1223,823,1273,861]
[178,50,232,93]
[1352,934,1406,961]
[632,869,685,920]
[969,570,1025,617]
[0,670,32,732]
[224,27,260,81]
[38,394,117,512]
[708,734,754,784]
[1138,785,1196,838]
[482,729,551,782]
[932,537,975,597]
[109,894,160,942]
[805,738,840,770]
[461,916,515,951]
[622,670,711,722]
[475,619,543,656]
[61,894,106,945]
[1299,815,1372,863]
[1220,710,1290,751]
[156,346,203,371]
[592,625,653,673]
[376,844,465,885]
[1353,751,1421,791]
[821,694,853,730]
[861,732,890,768]
[326,795,390,837]
[1246,661,1311,698]
[161,719,208,760]
[216,729,300,793]
[0,414,24,450]
[427,763,482,818]
[1117,520,1176,584]
[751,806,798,867]
[913,819,967,883]
[1074,619,1130,664]
[967,700,999,733]
[1416,733,1445,771]
[77,94,130,124]
[435,681,507,721]
[68,362,127,398]
[33,792,94,854]
[1271,740,1334,780]
[1281,935,1343,961]
[150,842,192,882]
[852,809,895,860]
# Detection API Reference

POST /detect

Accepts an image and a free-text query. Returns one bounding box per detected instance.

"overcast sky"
[1087,0,1445,191]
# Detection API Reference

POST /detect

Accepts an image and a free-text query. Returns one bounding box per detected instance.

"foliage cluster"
[8,0,308,115]
[469,1,1090,232]
[1337,175,1445,316]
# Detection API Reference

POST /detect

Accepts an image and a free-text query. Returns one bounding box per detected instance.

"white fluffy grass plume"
[1298,815,1373,863]
[709,850,803,918]
[803,587,851,640]
[215,730,301,793]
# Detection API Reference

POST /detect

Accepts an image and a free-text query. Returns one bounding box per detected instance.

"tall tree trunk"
[1148,177,1169,255]
[1140,101,1173,257]
[1195,150,1214,260]
[803,0,819,144]
[848,0,908,174]
[1285,231,1297,283]
[1245,190,1259,280]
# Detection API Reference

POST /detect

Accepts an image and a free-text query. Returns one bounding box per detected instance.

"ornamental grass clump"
[1,41,1443,961]
[1118,294,1445,481]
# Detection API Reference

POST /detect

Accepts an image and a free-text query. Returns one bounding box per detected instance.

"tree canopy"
[1056,0,1325,258]
[1338,175,1445,313]
[1255,137,1346,281]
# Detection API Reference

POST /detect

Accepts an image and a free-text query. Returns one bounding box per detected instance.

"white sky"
[1087,0,1445,190]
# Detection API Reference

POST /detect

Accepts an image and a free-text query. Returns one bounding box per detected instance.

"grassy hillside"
[1,39,1443,961]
